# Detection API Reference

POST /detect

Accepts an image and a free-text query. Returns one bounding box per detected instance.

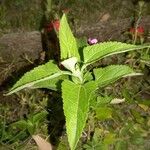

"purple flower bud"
[88,38,98,45]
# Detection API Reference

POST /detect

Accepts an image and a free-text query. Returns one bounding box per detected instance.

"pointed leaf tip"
[59,14,79,60]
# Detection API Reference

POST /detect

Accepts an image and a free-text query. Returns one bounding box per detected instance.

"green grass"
[0,0,44,32]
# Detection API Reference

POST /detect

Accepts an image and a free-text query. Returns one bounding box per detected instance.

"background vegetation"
[0,0,149,149]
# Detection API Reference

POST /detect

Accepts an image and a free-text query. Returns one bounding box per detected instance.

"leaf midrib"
[7,71,70,95]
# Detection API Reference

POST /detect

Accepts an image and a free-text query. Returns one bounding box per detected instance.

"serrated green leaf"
[62,80,96,150]
[93,65,135,87]
[59,14,79,60]
[85,81,97,102]
[7,61,70,95]
[32,74,68,91]
[83,41,150,65]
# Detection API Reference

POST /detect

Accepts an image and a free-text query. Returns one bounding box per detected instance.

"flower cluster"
[46,19,60,32]
[129,26,144,35]
[129,26,144,44]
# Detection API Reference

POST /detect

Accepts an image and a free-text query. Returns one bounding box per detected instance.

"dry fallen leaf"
[100,13,110,22]
[32,135,53,150]
[110,98,125,104]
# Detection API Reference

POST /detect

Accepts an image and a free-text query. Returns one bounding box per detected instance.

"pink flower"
[88,38,98,45]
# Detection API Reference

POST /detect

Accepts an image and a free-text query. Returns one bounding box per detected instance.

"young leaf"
[83,42,150,65]
[93,65,138,88]
[61,57,78,72]
[62,80,96,150]
[83,71,94,83]
[7,61,70,95]
[59,14,79,60]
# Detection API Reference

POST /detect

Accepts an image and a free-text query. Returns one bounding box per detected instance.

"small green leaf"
[130,110,145,124]
[83,71,94,83]
[115,140,128,150]
[11,120,28,130]
[62,80,96,150]
[7,61,70,95]
[61,57,78,72]
[95,107,112,120]
[83,41,150,65]
[57,136,69,150]
[27,120,34,135]
[32,111,48,123]
[59,14,79,60]
[103,133,116,145]
[93,65,136,87]
[97,96,113,105]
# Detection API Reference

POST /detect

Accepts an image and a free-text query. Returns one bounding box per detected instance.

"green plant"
[0,110,48,148]
[0,0,43,31]
[0,5,10,30]
[11,110,48,135]
[0,90,48,149]
[6,14,150,150]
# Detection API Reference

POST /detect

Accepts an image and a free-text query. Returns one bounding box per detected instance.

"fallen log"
[0,31,42,86]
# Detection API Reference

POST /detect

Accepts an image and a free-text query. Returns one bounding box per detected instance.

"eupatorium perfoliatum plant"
[6,14,150,150]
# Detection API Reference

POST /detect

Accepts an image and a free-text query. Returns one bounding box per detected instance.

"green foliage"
[59,14,79,60]
[0,5,9,29]
[62,80,96,149]
[76,37,88,49]
[83,41,149,66]
[0,0,44,32]
[62,80,88,149]
[83,127,116,150]
[7,61,70,95]
[7,14,150,150]
[95,106,113,120]
[0,99,48,149]
[11,111,48,135]
[93,65,139,88]
[45,0,52,13]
